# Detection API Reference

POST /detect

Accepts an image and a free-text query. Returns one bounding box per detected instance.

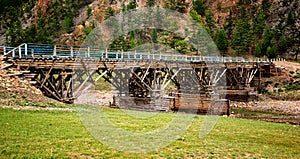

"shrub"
[294,73,300,79]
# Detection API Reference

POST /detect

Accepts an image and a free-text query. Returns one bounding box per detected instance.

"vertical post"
[159,52,161,60]
[258,66,262,93]
[88,47,90,57]
[24,43,28,57]
[3,47,6,56]
[105,48,108,58]
[19,46,22,58]
[53,45,57,56]
[148,51,150,59]
[70,46,74,57]
[121,50,124,59]
[31,49,34,57]
[12,50,15,57]
[134,50,137,59]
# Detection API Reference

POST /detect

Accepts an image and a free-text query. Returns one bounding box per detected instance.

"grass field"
[0,108,299,158]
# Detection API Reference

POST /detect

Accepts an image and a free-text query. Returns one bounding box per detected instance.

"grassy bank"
[0,108,299,158]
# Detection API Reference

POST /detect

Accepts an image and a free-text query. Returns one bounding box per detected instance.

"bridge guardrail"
[2,43,275,63]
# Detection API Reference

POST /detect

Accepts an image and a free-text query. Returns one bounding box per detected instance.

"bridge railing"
[1,43,274,63]
[2,43,28,58]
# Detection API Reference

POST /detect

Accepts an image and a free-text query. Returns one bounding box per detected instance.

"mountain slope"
[0,0,299,59]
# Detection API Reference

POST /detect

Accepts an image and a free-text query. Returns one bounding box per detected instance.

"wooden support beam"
[84,70,109,91]
[162,68,181,90]
[40,61,55,88]
[130,67,152,91]
[214,69,227,84]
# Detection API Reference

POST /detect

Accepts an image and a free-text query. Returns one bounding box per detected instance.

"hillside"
[0,0,299,59]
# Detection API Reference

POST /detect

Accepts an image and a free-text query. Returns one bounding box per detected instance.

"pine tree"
[278,35,287,53]
[261,26,274,54]
[146,0,155,7]
[262,0,271,15]
[87,6,92,18]
[254,42,262,57]
[151,29,158,43]
[225,9,234,39]
[205,9,215,35]
[287,11,296,26]
[214,29,229,55]
[127,0,137,10]
[266,45,277,58]
[232,17,253,55]
[253,12,265,37]
[193,0,206,16]
[105,7,115,19]
[63,16,73,33]
[5,20,23,46]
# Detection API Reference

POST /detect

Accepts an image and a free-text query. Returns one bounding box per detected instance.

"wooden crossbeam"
[74,70,96,97]
[248,68,258,83]
[162,68,181,90]
[214,69,227,84]
[40,61,55,88]
[84,70,109,91]
[130,67,152,91]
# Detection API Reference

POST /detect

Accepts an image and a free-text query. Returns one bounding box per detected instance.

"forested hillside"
[0,0,299,59]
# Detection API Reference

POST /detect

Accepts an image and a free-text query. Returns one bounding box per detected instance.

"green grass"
[95,78,112,91]
[0,108,299,158]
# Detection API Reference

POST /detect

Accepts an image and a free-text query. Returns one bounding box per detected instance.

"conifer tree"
[278,35,287,53]
[193,0,206,16]
[254,42,262,57]
[146,0,155,7]
[261,26,273,54]
[214,29,229,55]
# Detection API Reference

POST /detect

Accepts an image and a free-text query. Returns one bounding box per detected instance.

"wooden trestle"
[4,57,273,114]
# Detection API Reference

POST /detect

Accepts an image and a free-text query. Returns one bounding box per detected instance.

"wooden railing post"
[70,46,74,57]
[53,45,57,56]
[105,48,108,58]
[88,47,90,57]
[24,43,28,57]
[18,46,22,58]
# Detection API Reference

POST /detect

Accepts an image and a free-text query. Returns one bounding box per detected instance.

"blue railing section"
[0,43,274,62]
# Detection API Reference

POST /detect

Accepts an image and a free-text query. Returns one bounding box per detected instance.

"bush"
[294,73,300,79]
[285,85,300,91]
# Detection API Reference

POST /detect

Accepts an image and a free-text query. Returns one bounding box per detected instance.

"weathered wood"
[3,57,273,105]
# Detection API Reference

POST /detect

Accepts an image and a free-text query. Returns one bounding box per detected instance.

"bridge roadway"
[1,44,273,113]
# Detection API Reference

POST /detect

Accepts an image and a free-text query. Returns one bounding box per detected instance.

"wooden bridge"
[0,43,274,115]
